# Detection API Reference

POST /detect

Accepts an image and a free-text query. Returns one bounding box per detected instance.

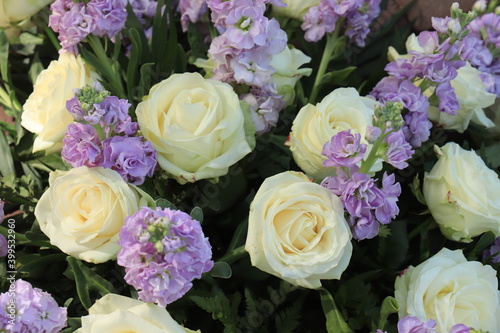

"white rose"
[35,166,153,264]
[272,0,319,21]
[395,248,500,333]
[288,87,381,181]
[136,72,252,184]
[423,142,500,242]
[0,0,53,27]
[76,294,199,333]
[21,53,99,153]
[270,45,312,106]
[427,63,496,133]
[245,171,352,289]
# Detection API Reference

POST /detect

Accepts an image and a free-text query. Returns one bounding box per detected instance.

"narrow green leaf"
[29,54,44,85]
[0,129,15,177]
[190,206,204,223]
[0,30,10,87]
[138,63,155,98]
[18,254,67,273]
[319,288,353,333]
[66,257,93,309]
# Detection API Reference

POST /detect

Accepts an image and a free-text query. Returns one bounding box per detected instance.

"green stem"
[358,130,393,174]
[217,245,247,265]
[309,19,344,104]
[87,36,126,99]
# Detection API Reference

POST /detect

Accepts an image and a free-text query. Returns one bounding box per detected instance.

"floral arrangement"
[1,0,500,332]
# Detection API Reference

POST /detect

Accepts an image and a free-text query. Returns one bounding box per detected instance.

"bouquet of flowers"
[1,0,500,332]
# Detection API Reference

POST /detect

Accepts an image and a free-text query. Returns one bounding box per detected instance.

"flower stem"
[217,245,247,265]
[309,19,344,105]
[87,36,126,99]
[359,130,391,174]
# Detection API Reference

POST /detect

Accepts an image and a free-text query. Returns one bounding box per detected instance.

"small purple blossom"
[349,213,379,240]
[448,324,470,333]
[435,81,460,115]
[241,88,284,134]
[118,207,214,307]
[66,97,85,121]
[86,0,127,39]
[383,130,413,169]
[483,237,500,264]
[101,136,157,185]
[397,316,438,333]
[62,123,103,167]
[365,125,382,144]
[468,12,500,49]
[322,129,367,168]
[93,96,132,127]
[375,172,401,224]
[0,279,67,333]
[178,0,208,32]
[371,77,429,113]
[402,111,432,148]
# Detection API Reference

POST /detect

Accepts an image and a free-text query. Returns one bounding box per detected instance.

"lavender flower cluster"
[301,0,381,45]
[205,0,288,134]
[49,0,127,54]
[370,4,499,148]
[0,279,67,333]
[467,9,500,96]
[117,207,214,307]
[321,102,413,240]
[377,316,471,333]
[61,83,157,185]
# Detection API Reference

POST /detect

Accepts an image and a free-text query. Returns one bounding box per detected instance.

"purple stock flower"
[384,57,426,80]
[383,130,413,169]
[301,3,337,42]
[86,0,127,39]
[349,213,379,240]
[101,136,157,185]
[468,13,500,49]
[0,279,67,333]
[483,237,500,264]
[436,81,460,115]
[397,316,438,333]
[402,111,432,148]
[329,0,362,16]
[62,123,103,167]
[323,170,385,217]
[371,77,429,113]
[423,60,463,83]
[178,0,208,32]
[375,172,401,224]
[322,129,367,168]
[94,96,131,126]
[55,3,96,54]
[117,207,214,307]
[225,1,268,49]
[66,96,85,121]
[448,324,470,333]
[365,125,382,144]
[241,87,284,134]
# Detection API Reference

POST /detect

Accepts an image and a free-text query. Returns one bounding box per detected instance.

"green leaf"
[321,66,357,85]
[138,63,155,98]
[409,175,426,205]
[0,30,10,88]
[210,262,232,279]
[29,54,44,85]
[126,28,141,101]
[468,231,497,261]
[0,129,15,177]
[190,289,240,331]
[377,296,399,331]
[187,23,209,61]
[189,206,204,223]
[155,198,177,210]
[319,288,353,333]
[66,257,117,309]
[18,253,67,273]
